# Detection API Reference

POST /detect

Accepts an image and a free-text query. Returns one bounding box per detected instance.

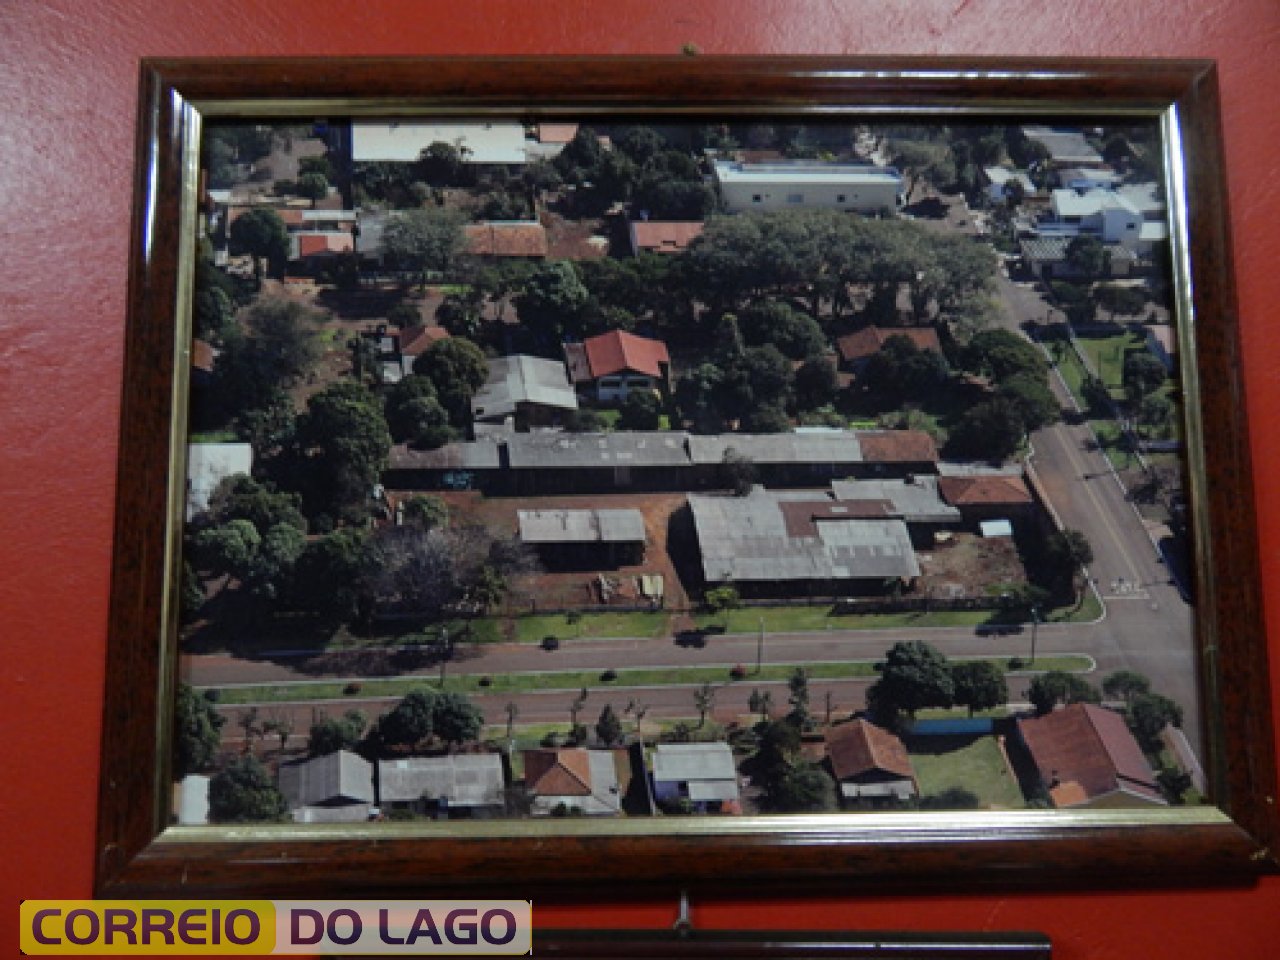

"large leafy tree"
[949,661,1008,717]
[961,329,1047,383]
[290,528,370,621]
[1127,693,1183,751]
[208,755,287,823]
[997,372,1061,432]
[209,297,323,420]
[412,337,489,427]
[514,261,590,349]
[228,208,290,277]
[308,710,367,756]
[297,380,392,516]
[945,398,1026,462]
[1044,529,1094,601]
[868,640,955,722]
[1123,351,1167,405]
[381,208,467,284]
[1027,671,1100,715]
[174,684,225,777]
[205,474,307,535]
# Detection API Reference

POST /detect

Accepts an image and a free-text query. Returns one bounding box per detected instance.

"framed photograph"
[97,56,1277,897]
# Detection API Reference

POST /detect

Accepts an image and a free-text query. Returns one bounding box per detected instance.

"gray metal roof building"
[471,355,578,421]
[688,489,920,584]
[278,750,375,808]
[652,743,741,804]
[377,755,505,808]
[688,432,863,466]
[830,476,961,524]
[505,431,690,470]
[518,508,646,545]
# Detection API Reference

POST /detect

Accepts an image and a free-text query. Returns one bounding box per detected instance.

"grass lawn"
[204,655,1092,705]
[512,611,669,643]
[906,733,1027,808]
[1076,332,1141,390]
[698,601,1099,635]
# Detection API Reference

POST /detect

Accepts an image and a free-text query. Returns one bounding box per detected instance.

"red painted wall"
[3,1,1280,956]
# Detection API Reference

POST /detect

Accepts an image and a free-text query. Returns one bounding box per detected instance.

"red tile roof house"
[937,474,1035,524]
[463,221,549,259]
[521,748,624,817]
[824,719,920,805]
[1016,703,1166,809]
[836,325,943,373]
[563,330,672,404]
[627,220,705,256]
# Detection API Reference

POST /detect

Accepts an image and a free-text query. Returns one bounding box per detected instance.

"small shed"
[517,508,646,569]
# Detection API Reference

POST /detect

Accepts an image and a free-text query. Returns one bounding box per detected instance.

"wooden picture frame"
[97,56,1277,897]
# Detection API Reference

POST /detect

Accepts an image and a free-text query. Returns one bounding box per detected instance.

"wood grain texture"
[92,56,1276,900]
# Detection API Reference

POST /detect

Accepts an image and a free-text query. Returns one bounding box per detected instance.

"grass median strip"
[202,655,1093,705]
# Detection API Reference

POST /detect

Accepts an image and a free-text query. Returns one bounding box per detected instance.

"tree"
[1045,529,1094,601]
[381,208,467,285]
[618,390,662,430]
[1127,692,1183,751]
[412,337,488,427]
[400,494,449,531]
[432,691,484,746]
[209,297,323,418]
[193,519,260,582]
[763,762,836,813]
[569,687,590,731]
[514,261,590,348]
[950,660,1008,716]
[962,329,1047,382]
[1123,351,1167,405]
[595,703,624,746]
[208,755,287,823]
[868,641,955,722]
[1081,375,1114,416]
[290,528,370,621]
[1102,670,1152,707]
[738,301,827,360]
[703,585,741,625]
[298,380,392,515]
[945,398,1025,462]
[1138,393,1174,436]
[1027,671,1100,715]
[793,358,839,412]
[174,684,225,777]
[415,141,468,188]
[718,449,757,496]
[742,403,791,434]
[399,395,455,449]
[1066,235,1110,281]
[997,372,1061,432]
[377,689,439,748]
[786,667,812,730]
[1157,767,1193,804]
[693,682,717,729]
[295,171,330,206]
[228,208,289,277]
[1094,283,1146,321]
[308,710,367,756]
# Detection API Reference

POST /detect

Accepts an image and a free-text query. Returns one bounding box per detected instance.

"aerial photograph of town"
[173,115,1202,825]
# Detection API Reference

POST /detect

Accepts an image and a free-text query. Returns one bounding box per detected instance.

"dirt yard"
[423,490,693,613]
[914,532,1028,600]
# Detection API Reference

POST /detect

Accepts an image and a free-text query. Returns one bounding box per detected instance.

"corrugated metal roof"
[377,755,505,807]
[472,355,578,420]
[278,750,374,807]
[689,491,919,583]
[506,431,689,469]
[518,508,645,544]
[830,476,961,523]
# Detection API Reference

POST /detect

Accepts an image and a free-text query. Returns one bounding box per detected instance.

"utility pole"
[1030,605,1041,666]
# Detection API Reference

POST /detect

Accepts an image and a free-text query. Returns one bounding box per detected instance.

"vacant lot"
[906,733,1026,809]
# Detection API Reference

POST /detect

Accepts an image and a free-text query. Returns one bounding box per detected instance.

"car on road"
[975,624,1025,637]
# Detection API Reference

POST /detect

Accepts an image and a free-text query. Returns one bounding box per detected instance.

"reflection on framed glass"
[97,57,1277,896]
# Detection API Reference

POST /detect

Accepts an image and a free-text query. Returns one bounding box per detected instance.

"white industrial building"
[712,159,903,214]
